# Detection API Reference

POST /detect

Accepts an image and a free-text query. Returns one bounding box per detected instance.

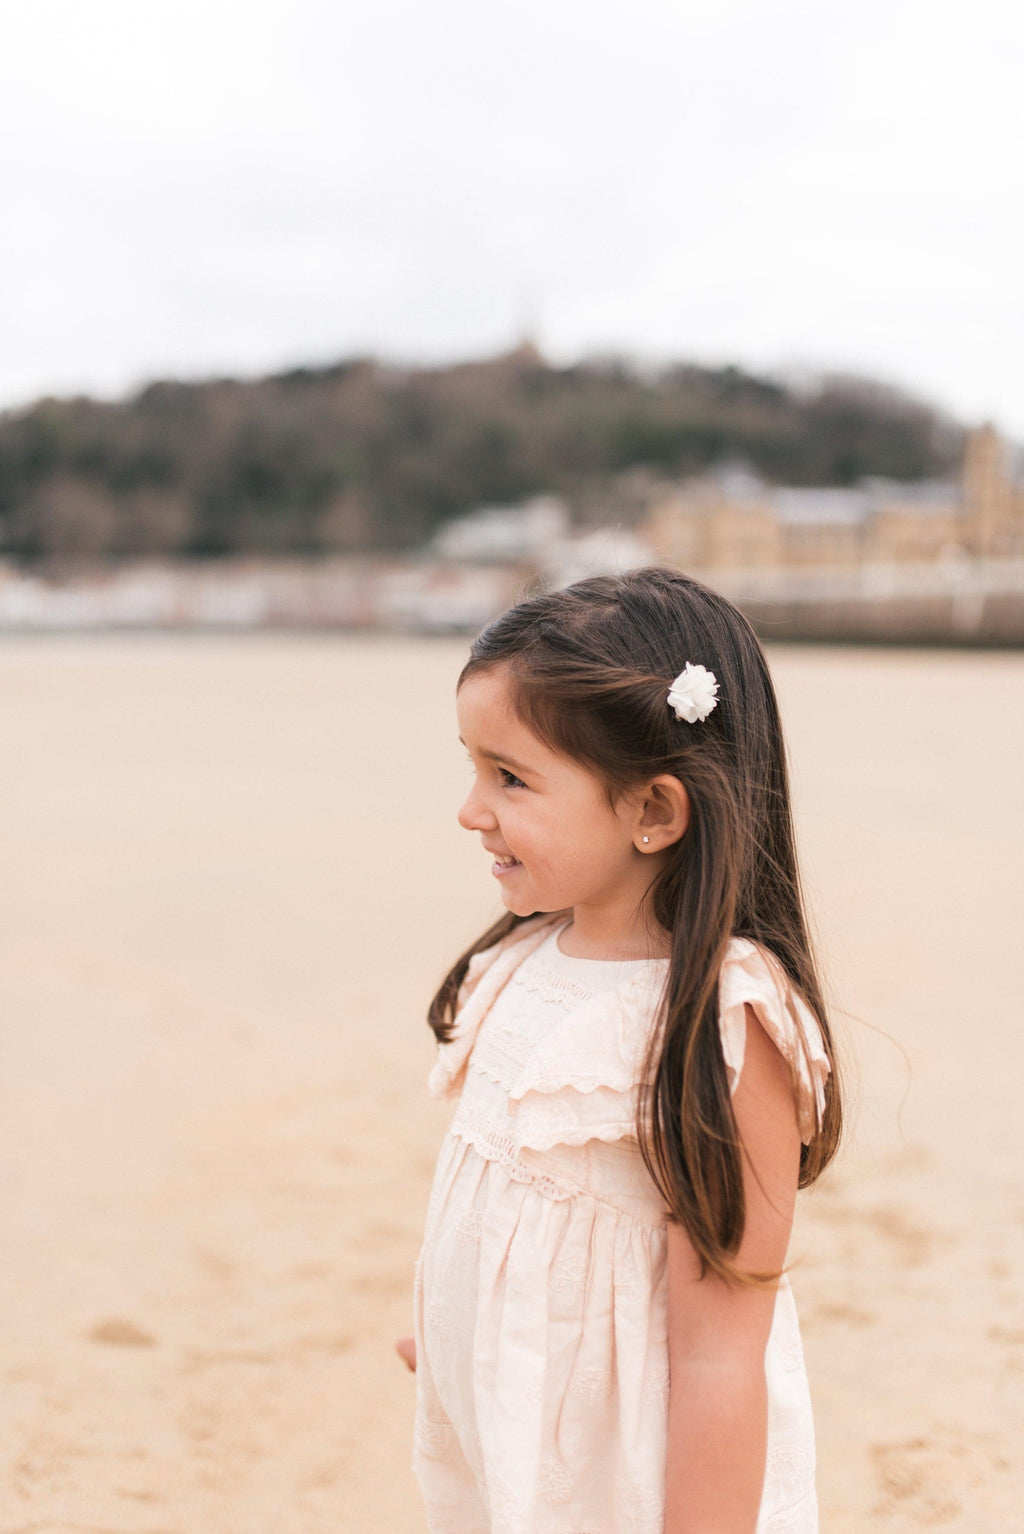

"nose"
[458,778,497,833]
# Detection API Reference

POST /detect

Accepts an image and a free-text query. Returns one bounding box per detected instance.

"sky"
[3,0,1022,436]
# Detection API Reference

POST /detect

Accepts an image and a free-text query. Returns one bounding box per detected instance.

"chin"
[501,888,538,917]
[508,894,560,920]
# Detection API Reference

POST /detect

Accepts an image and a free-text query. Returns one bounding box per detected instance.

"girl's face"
[456,667,657,928]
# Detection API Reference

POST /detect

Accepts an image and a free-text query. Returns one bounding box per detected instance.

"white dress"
[413,912,830,1534]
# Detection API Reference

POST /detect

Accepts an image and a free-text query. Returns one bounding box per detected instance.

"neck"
[558,898,670,962]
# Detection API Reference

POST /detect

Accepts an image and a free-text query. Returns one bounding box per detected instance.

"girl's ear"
[633,774,690,851]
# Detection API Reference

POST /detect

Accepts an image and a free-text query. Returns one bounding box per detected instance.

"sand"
[1,633,1021,1532]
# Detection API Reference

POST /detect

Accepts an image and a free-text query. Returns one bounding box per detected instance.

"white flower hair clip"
[667,662,719,724]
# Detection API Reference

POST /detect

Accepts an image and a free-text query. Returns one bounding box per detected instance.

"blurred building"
[429,495,569,563]
[2,426,1020,640]
[540,527,656,590]
[644,425,1023,572]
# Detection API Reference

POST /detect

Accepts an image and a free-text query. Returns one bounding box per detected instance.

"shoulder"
[717,938,830,1144]
[428,911,569,1099]
[454,910,570,1008]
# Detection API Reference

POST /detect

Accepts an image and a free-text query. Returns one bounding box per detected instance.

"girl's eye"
[462,749,525,789]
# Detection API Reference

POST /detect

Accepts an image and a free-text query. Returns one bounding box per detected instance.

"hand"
[394,1334,417,1372]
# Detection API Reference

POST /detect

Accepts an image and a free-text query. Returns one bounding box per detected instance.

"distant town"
[0,423,1021,644]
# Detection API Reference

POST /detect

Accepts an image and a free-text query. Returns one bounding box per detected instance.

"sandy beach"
[1,633,1021,1533]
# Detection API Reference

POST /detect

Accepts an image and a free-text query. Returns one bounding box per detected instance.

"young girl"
[397,566,841,1533]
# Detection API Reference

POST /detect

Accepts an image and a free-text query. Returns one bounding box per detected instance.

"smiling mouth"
[491,854,522,876]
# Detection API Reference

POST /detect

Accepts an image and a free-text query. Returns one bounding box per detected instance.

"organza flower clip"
[666,663,719,724]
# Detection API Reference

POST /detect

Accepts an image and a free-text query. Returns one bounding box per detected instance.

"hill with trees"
[0,346,964,565]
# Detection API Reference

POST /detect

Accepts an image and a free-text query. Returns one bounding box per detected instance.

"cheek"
[499,807,557,869]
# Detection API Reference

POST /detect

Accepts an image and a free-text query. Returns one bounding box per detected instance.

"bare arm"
[664,1002,801,1533]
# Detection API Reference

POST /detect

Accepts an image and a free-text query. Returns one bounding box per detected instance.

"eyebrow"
[458,736,539,777]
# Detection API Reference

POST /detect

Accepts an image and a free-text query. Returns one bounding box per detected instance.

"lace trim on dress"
[515,962,599,1010]
[466,1016,540,1089]
[449,1101,584,1203]
[507,1082,642,1154]
[448,1102,665,1229]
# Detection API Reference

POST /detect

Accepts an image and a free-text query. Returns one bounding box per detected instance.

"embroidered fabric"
[516,961,602,1010]
[414,913,826,1534]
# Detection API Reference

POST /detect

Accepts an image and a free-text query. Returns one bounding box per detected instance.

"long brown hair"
[428,565,841,1278]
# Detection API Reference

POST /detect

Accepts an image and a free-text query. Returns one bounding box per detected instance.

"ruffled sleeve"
[427,913,566,1099]
[505,967,668,1151]
[718,938,830,1144]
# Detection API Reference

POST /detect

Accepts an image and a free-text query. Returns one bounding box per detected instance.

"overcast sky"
[3,0,1022,435]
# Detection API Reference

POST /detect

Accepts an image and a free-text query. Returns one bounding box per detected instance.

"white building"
[430,495,569,563]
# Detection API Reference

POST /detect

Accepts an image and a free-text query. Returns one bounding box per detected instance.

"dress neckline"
[545,919,670,973]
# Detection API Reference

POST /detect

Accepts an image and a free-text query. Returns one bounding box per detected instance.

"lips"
[484,847,522,876]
